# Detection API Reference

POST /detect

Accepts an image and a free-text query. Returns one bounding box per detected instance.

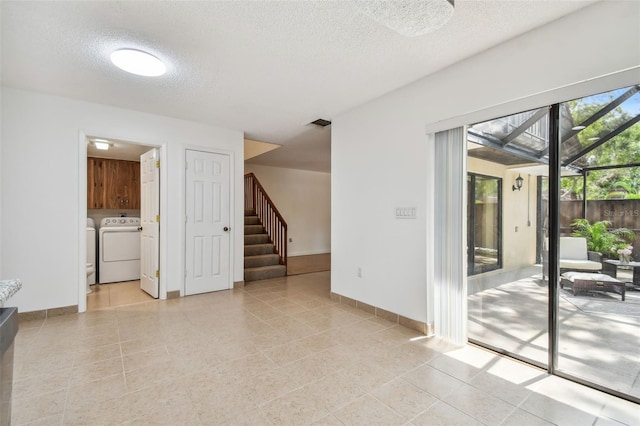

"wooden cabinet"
[87,157,140,209]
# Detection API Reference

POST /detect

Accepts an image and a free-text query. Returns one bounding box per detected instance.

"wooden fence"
[561,199,640,257]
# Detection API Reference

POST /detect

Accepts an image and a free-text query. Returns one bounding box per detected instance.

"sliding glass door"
[555,87,640,400]
[467,108,550,367]
[466,84,640,403]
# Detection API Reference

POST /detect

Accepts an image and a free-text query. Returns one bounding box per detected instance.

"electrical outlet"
[289,238,292,242]
[357,267,363,278]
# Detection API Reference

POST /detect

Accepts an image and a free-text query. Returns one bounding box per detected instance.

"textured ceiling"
[1,1,595,172]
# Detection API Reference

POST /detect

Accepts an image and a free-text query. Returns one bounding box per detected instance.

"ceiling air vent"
[310,118,332,127]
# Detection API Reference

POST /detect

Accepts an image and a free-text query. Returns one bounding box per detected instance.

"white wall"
[0,87,2,279]
[1,88,244,313]
[332,1,640,324]
[244,164,330,256]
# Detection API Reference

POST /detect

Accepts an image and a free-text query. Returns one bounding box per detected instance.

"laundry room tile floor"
[11,271,639,425]
[87,280,154,311]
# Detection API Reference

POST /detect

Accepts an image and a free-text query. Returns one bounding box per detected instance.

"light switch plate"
[395,207,417,219]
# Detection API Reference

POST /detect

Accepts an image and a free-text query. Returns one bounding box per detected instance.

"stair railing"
[244,173,288,269]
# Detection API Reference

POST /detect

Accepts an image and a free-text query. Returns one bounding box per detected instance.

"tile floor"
[87,281,154,311]
[12,271,639,425]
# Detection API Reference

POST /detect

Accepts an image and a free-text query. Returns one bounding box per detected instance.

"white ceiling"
[1,0,596,172]
[87,138,154,162]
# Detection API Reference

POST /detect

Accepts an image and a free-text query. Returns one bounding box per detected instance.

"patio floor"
[468,265,640,401]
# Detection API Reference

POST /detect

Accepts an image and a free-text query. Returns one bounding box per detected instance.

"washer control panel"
[100,217,141,227]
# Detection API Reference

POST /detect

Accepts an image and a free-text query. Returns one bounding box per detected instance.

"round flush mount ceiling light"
[357,0,455,37]
[110,49,166,77]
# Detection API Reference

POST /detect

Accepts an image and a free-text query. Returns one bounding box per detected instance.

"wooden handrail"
[244,173,288,269]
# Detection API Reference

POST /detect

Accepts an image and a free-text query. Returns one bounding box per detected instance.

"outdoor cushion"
[559,237,602,271]
[561,271,620,283]
[559,259,602,271]
[560,237,589,260]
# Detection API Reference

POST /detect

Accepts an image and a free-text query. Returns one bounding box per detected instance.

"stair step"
[245,209,256,216]
[244,216,261,225]
[245,244,276,256]
[245,234,270,245]
[245,225,265,235]
[245,254,281,268]
[245,265,286,282]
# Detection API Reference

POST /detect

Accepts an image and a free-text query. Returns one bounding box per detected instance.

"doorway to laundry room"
[85,137,161,311]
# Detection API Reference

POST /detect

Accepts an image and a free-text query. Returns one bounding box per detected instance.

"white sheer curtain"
[433,127,467,345]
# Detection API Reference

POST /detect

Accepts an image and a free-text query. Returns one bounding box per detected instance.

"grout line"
[116,308,129,400]
[14,274,638,425]
[496,403,520,426]
[59,369,72,426]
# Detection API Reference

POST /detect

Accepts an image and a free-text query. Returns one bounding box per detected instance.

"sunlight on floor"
[468,265,640,400]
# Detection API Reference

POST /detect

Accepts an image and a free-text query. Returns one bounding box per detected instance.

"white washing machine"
[86,218,96,286]
[99,217,141,284]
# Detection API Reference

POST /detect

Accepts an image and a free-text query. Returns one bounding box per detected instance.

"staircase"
[244,209,287,281]
[244,173,288,281]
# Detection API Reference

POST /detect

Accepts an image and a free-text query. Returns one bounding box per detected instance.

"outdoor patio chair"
[542,237,603,278]
[559,237,602,274]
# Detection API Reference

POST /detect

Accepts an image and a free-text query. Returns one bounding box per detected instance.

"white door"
[140,148,160,298]
[185,150,231,295]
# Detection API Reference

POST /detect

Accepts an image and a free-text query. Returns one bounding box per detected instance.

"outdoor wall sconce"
[512,174,524,191]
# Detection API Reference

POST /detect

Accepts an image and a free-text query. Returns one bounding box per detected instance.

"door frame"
[77,132,168,313]
[182,146,235,296]
[467,172,503,276]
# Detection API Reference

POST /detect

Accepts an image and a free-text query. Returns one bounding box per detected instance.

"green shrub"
[570,219,635,257]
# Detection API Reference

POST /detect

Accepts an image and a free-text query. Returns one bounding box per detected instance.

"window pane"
[467,132,548,366]
[468,174,501,275]
[561,85,640,168]
[557,87,640,401]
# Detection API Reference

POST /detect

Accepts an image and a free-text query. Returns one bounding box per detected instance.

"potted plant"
[615,245,634,264]
[570,219,636,259]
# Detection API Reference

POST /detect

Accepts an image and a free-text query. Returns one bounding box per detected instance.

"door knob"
[223,226,230,232]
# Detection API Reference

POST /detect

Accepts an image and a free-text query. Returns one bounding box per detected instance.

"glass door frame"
[466,101,639,404]
[467,172,503,276]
